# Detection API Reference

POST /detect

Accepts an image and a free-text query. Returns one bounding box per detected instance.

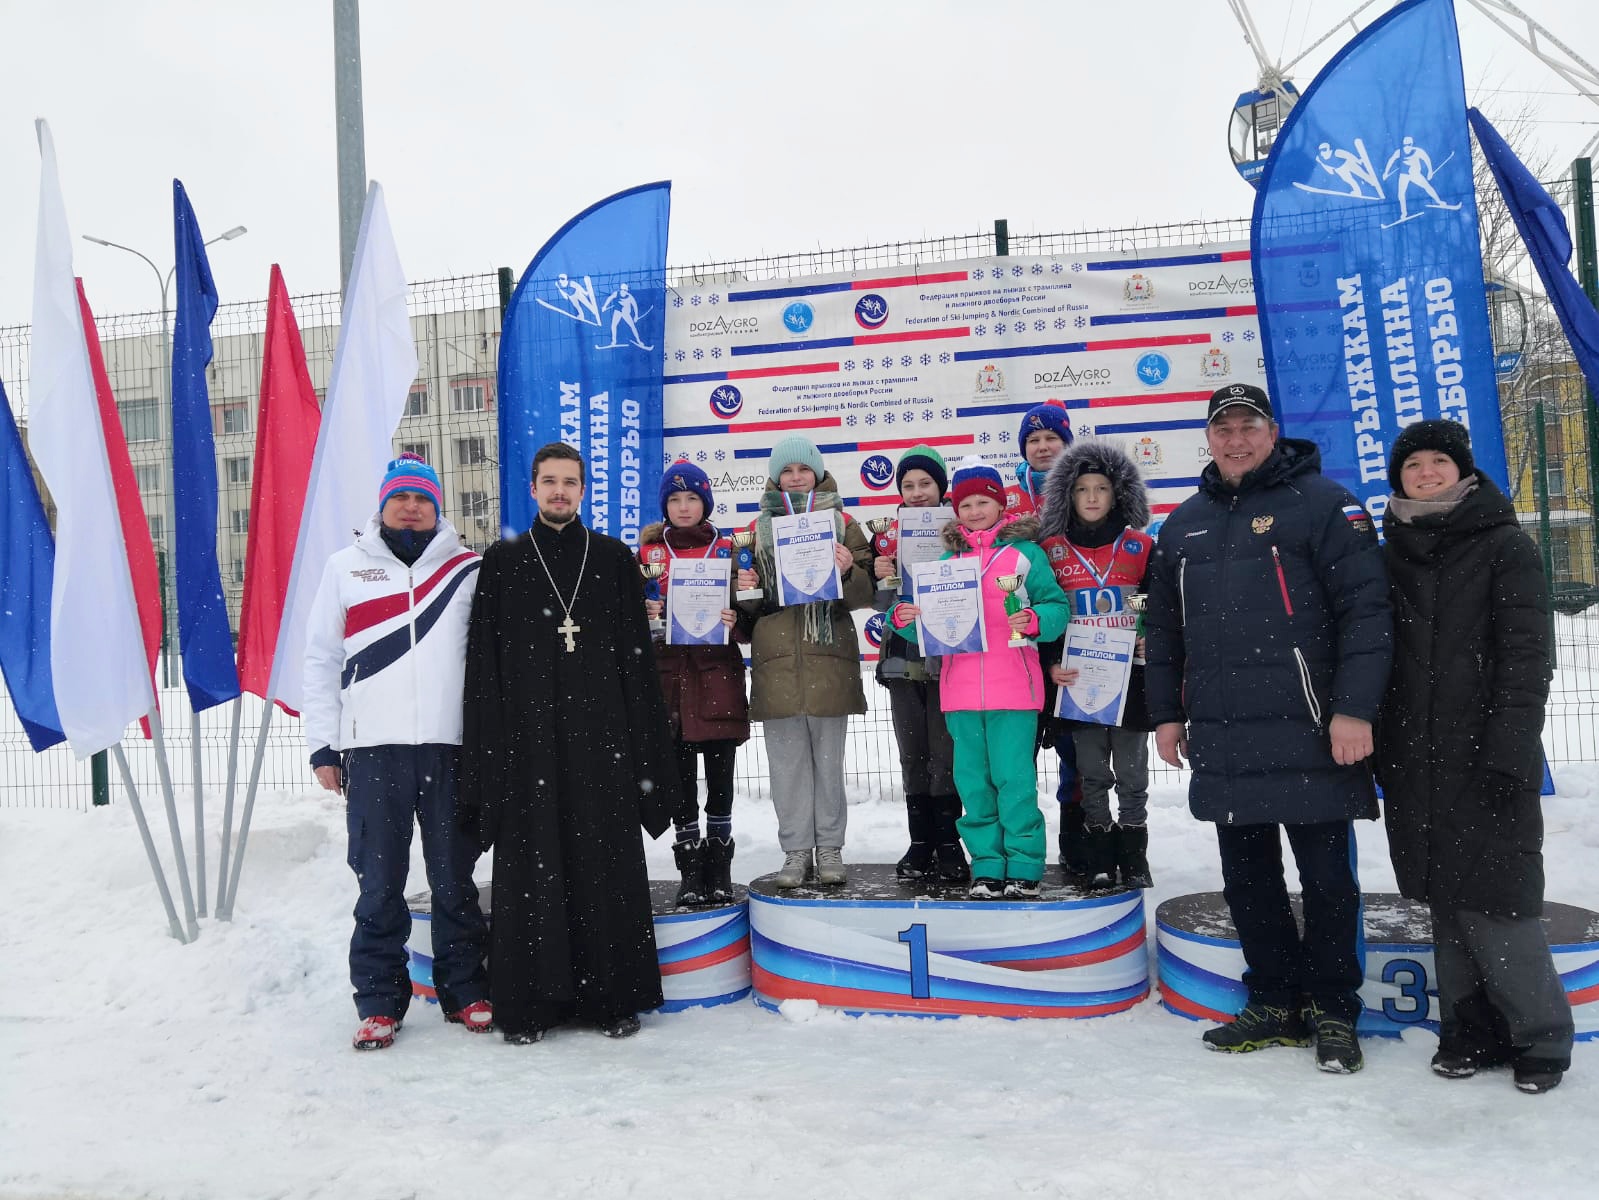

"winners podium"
[1156,891,1599,1038]
[405,881,752,1013]
[746,865,1150,1019]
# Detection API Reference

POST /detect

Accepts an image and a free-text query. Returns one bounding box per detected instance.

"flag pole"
[109,742,188,944]
[147,705,200,939]
[219,702,274,920]
[191,709,207,917]
[214,696,244,913]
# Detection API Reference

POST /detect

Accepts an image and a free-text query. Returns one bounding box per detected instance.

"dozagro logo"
[860,454,895,490]
[708,384,743,420]
[854,294,889,330]
[1188,274,1254,295]
[1033,364,1111,390]
[688,314,759,339]
[783,301,814,334]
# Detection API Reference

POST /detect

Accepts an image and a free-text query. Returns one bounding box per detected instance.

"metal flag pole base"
[214,697,244,915]
[191,709,207,918]
[219,703,274,921]
[109,742,188,944]
[147,706,200,941]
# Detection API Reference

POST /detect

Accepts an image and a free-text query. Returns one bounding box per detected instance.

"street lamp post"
[81,225,246,687]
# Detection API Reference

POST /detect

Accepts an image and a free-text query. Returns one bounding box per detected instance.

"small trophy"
[731,529,763,601]
[995,573,1030,648]
[640,561,667,635]
[1127,591,1147,664]
[865,515,899,592]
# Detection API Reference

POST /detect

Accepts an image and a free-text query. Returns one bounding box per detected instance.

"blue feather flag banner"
[0,377,66,751]
[1469,107,1599,402]
[1252,0,1505,528]
[171,179,241,712]
[498,182,670,544]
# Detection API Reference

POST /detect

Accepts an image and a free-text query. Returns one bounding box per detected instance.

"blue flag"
[499,182,670,543]
[1469,107,1599,401]
[1252,0,1506,526]
[0,377,66,751]
[171,179,240,712]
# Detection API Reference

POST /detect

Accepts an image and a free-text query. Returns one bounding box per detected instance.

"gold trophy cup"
[640,561,667,635]
[865,515,900,591]
[731,529,763,601]
[995,573,1030,648]
[1127,591,1147,664]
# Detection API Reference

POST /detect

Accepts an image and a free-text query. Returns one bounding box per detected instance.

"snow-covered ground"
[2,760,1595,1200]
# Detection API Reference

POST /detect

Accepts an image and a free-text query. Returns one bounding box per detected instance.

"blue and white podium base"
[404,881,752,1013]
[748,864,1149,1018]
[1156,891,1599,1039]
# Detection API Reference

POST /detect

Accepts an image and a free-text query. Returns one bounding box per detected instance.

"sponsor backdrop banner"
[1252,0,1504,529]
[499,181,671,545]
[661,243,1262,534]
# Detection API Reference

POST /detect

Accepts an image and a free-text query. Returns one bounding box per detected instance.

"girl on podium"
[736,437,875,889]
[870,445,966,883]
[889,457,1069,899]
[639,462,748,907]
[1376,420,1573,1094]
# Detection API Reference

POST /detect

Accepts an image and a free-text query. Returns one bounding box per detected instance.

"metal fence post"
[1534,400,1558,667]
[497,266,515,315]
[1571,158,1599,586]
[994,219,1009,257]
[91,750,109,806]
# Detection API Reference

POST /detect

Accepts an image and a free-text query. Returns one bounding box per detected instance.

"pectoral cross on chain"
[557,613,581,653]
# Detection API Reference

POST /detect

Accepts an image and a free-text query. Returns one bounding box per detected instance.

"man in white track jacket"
[304,453,490,1051]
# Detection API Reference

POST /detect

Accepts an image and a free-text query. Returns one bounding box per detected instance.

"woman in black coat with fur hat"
[1376,419,1573,1094]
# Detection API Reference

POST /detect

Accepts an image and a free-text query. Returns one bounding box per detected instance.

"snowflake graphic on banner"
[1075,316,1087,329]
[920,353,931,365]
[1222,331,1235,343]
[975,324,986,336]
[941,407,953,419]
[1243,329,1256,342]
[843,359,855,371]
[901,355,912,367]
[1071,262,1084,272]
[690,295,701,307]
[692,348,704,361]
[883,411,896,425]
[708,294,719,305]
[696,450,708,463]
[865,413,877,426]
[1011,266,1023,277]
[673,349,686,362]
[979,432,990,444]
[1031,264,1043,275]
[940,353,952,364]
[846,415,857,427]
[922,408,934,422]
[1055,317,1067,330]
[715,449,726,462]
[672,295,684,308]
[1052,263,1064,274]
[1078,423,1092,438]
[863,357,875,370]
[1034,320,1046,332]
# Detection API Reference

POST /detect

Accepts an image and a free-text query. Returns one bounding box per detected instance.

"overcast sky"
[3,0,1595,328]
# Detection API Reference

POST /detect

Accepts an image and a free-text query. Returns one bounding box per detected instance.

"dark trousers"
[344,745,488,1019]
[673,738,738,828]
[1432,904,1575,1068]
[1215,820,1365,1024]
[886,679,955,797]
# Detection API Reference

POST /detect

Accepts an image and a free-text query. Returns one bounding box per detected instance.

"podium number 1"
[897,923,931,998]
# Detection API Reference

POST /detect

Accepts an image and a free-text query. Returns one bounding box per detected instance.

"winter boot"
[1081,825,1119,889]
[1058,800,1092,884]
[815,846,848,886]
[353,1014,401,1051]
[932,794,970,883]
[896,794,937,879]
[672,839,708,906]
[703,836,736,903]
[968,877,1005,900]
[1116,823,1153,889]
[1514,1058,1565,1094]
[773,849,813,889]
[1202,1001,1310,1052]
[1306,1002,1364,1074]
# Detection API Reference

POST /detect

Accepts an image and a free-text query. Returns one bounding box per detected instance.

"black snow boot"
[932,794,970,883]
[1081,825,1119,889]
[702,836,736,904]
[896,794,937,879]
[1059,800,1092,884]
[1116,823,1153,888]
[672,840,708,906]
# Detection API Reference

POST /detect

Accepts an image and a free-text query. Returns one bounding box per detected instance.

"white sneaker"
[815,846,847,885]
[773,849,813,889]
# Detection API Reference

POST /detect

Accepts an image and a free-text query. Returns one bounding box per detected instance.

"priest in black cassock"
[458,442,681,1043]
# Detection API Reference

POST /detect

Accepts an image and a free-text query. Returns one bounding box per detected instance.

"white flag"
[28,120,151,758]
[269,182,418,713]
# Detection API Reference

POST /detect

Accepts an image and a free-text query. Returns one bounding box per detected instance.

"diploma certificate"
[665,557,732,646]
[772,513,843,606]
[1055,623,1137,725]
[896,506,954,578]
[911,558,986,656]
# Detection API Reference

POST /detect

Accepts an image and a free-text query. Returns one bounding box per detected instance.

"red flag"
[236,266,321,711]
[77,281,163,722]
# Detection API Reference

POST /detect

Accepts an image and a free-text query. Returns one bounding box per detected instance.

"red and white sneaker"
[353,1015,401,1051]
[445,1000,495,1034]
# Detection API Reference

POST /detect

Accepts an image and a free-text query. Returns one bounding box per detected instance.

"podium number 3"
[897,923,931,998]
[1380,958,1430,1024]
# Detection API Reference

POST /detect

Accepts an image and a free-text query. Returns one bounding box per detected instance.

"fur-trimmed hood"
[1038,438,1151,539]
[941,511,1041,554]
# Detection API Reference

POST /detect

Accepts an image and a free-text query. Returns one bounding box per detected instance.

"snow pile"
[1,766,1594,1198]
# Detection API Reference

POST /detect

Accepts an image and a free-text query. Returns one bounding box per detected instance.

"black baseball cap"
[1206,383,1275,424]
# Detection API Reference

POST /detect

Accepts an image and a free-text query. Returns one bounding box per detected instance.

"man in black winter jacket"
[1145,384,1392,1074]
